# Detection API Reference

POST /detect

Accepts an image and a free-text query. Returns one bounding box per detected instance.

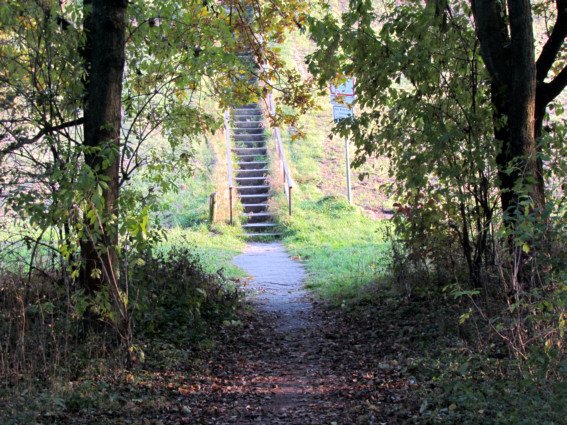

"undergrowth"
[354,291,567,425]
[0,241,243,424]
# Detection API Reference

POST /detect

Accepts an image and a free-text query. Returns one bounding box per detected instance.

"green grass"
[147,136,217,228]
[157,225,246,279]
[281,196,391,302]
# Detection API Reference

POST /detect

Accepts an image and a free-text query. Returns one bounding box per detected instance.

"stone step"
[237,154,268,163]
[236,176,268,185]
[233,115,262,121]
[237,167,269,173]
[232,131,266,143]
[243,212,273,223]
[236,169,268,179]
[234,120,263,128]
[239,193,269,203]
[233,108,262,116]
[232,147,267,156]
[233,128,264,136]
[237,161,268,170]
[233,115,262,122]
[237,185,270,195]
[233,106,261,112]
[242,222,278,230]
[234,140,266,148]
[244,232,282,238]
[233,134,264,142]
[242,203,269,213]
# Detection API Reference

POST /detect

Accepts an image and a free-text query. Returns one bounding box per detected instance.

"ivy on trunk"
[81,0,128,292]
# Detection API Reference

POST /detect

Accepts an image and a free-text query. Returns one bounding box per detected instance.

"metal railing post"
[229,186,233,225]
[265,73,294,217]
[224,110,235,225]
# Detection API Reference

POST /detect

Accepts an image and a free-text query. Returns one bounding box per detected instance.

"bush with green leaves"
[131,247,241,344]
[308,0,566,367]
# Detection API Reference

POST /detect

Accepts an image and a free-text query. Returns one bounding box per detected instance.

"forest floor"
[145,241,417,424]
[6,241,562,424]
[18,241,418,425]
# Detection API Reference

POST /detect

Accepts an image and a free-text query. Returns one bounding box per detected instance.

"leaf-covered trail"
[41,242,419,424]
[173,242,413,424]
[231,242,327,422]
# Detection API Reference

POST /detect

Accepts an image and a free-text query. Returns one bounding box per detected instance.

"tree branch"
[544,64,567,101]
[1,118,84,157]
[536,0,567,83]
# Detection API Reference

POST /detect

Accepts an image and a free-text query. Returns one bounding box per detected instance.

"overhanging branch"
[1,117,84,157]
[545,64,567,102]
[536,0,567,83]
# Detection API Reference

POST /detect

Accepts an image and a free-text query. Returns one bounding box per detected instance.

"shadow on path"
[168,242,412,424]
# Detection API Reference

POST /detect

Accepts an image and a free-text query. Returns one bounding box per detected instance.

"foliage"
[0,0,316,365]
[282,196,391,301]
[307,0,566,375]
[131,247,241,345]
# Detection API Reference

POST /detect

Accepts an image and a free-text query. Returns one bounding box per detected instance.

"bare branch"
[0,118,84,157]
[536,0,567,83]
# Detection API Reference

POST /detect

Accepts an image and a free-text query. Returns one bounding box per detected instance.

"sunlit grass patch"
[157,225,245,278]
[281,196,391,302]
[158,226,246,279]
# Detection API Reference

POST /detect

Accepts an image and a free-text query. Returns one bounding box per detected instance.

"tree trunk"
[471,0,544,219]
[81,0,127,292]
[503,0,542,213]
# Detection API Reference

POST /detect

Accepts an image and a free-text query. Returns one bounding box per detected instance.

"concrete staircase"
[231,104,281,238]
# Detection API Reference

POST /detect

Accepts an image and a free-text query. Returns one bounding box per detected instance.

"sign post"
[344,137,352,204]
[330,79,355,204]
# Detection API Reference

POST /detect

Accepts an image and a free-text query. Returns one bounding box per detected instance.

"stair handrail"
[224,110,234,224]
[267,91,294,216]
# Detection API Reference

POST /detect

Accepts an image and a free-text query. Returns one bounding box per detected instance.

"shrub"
[130,247,241,344]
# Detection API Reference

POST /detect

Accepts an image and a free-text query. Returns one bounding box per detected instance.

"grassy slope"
[134,127,246,279]
[281,197,391,301]
[268,22,393,302]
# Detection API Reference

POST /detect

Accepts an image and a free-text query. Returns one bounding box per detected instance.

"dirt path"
[159,242,414,424]
[233,242,310,332]
[232,242,323,421]
[199,242,408,424]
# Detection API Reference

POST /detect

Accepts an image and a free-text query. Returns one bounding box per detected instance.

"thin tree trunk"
[81,0,127,292]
